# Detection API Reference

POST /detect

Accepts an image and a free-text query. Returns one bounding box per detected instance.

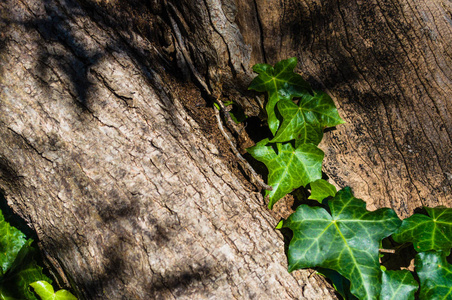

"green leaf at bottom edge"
[282,187,402,300]
[30,281,77,300]
[0,208,27,275]
[415,251,452,300]
[0,240,51,300]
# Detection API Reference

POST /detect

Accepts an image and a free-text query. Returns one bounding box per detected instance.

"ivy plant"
[282,187,402,299]
[392,207,452,252]
[247,58,452,299]
[415,251,452,299]
[0,208,76,300]
[247,58,344,208]
[247,139,324,208]
[30,281,77,300]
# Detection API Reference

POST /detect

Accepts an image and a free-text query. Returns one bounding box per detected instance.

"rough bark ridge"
[0,0,451,299]
[0,0,335,299]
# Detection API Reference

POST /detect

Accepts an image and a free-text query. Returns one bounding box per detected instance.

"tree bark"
[0,0,335,299]
[0,0,451,299]
[239,0,452,215]
[163,0,452,216]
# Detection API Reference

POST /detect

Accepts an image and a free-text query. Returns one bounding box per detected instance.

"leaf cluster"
[247,57,344,209]
[247,58,452,299]
[282,189,452,300]
[0,208,76,300]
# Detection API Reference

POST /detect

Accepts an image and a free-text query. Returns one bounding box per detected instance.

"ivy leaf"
[271,92,345,145]
[300,91,345,128]
[270,99,324,145]
[308,179,337,202]
[247,139,323,209]
[0,240,51,300]
[415,251,452,299]
[249,57,312,134]
[281,187,402,299]
[380,270,418,300]
[392,206,452,252]
[30,281,77,300]
[0,208,27,275]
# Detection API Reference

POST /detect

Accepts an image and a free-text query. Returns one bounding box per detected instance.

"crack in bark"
[252,0,267,63]
[6,127,53,164]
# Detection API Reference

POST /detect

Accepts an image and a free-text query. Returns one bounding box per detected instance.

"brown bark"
[237,0,452,215]
[0,0,335,299]
[0,0,451,299]
[163,0,452,216]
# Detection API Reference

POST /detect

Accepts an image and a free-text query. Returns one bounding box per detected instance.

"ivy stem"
[379,249,396,254]
[213,103,272,191]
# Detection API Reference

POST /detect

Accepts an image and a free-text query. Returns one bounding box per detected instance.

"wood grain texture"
[154,0,451,216]
[235,0,452,216]
[0,0,335,298]
[1,0,451,298]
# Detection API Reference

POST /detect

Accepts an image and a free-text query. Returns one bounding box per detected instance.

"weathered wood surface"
[165,0,452,216]
[0,0,335,298]
[0,0,451,299]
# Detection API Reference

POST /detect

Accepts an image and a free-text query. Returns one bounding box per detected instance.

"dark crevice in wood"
[252,0,267,64]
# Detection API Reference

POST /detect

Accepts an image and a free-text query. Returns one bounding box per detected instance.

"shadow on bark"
[1,0,179,111]
[1,185,218,298]
[76,240,215,299]
[262,0,408,114]
[0,2,225,297]
[46,214,217,298]
[0,157,22,187]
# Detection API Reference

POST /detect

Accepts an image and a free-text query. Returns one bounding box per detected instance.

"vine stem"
[170,31,273,193]
[213,104,272,191]
[379,249,396,254]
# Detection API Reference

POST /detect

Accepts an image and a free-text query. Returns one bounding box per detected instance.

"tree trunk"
[162,0,452,216]
[0,0,335,299]
[241,0,452,215]
[0,0,450,299]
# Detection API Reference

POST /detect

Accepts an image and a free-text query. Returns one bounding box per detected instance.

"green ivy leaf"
[300,91,346,128]
[247,139,324,209]
[0,208,27,275]
[30,281,77,300]
[270,99,324,145]
[271,92,345,145]
[249,57,312,134]
[0,240,51,300]
[380,270,418,300]
[392,206,452,252]
[308,179,337,202]
[282,187,402,299]
[415,251,452,300]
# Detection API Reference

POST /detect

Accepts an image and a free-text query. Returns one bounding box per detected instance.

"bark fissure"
[6,127,53,164]
[0,0,451,298]
[252,0,267,63]
[379,99,424,204]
